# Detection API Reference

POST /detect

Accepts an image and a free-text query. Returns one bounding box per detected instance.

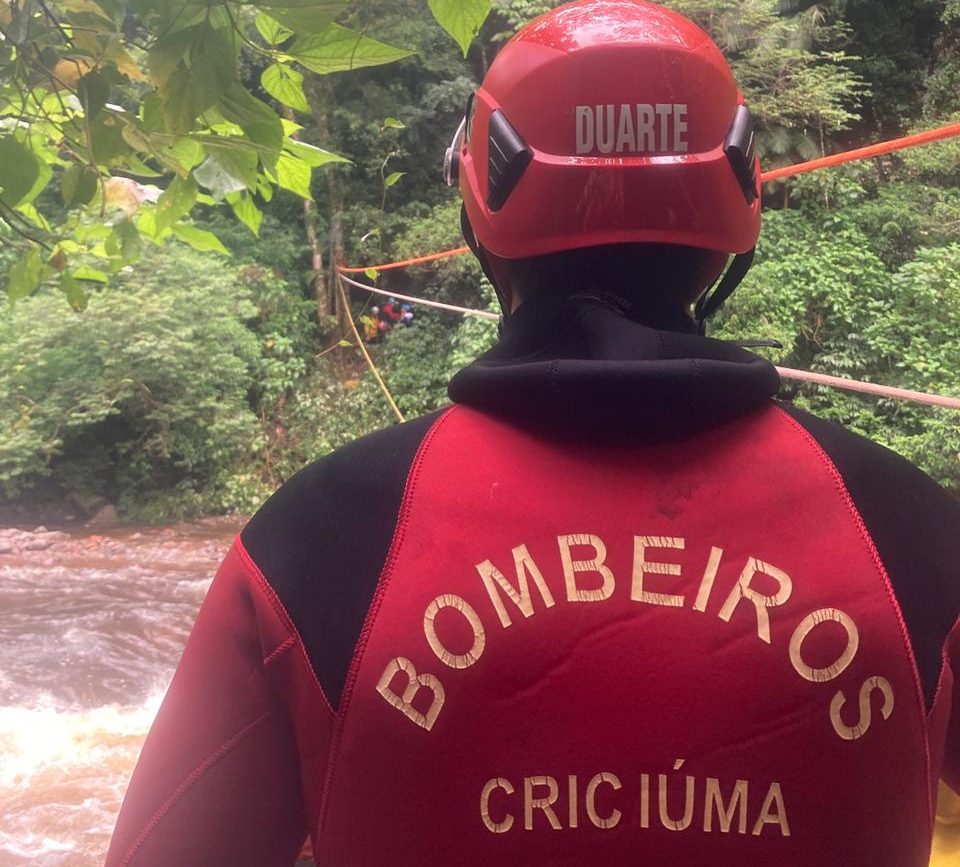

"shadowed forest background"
[1,0,959,523]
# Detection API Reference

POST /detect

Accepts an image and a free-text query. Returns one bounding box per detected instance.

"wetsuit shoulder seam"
[114,709,277,867]
[235,536,335,714]
[772,403,933,831]
[314,405,459,851]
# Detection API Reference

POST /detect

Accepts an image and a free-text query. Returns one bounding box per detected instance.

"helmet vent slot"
[487,110,532,212]
[724,105,758,204]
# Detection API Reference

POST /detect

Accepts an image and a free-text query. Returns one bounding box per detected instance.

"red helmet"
[445,0,761,262]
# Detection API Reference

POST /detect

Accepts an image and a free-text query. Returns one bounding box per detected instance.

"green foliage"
[0,0,490,304]
[390,199,487,302]
[663,0,866,166]
[375,315,454,416]
[447,282,500,374]
[0,245,300,519]
[290,25,415,75]
[489,0,557,35]
[806,0,960,131]
[0,247,313,520]
[3,0,959,521]
[715,207,960,493]
[428,0,493,55]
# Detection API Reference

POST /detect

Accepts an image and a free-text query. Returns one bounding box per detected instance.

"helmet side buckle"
[486,111,533,212]
[725,105,758,204]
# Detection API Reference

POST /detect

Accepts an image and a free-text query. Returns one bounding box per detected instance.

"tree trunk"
[327,168,346,332]
[281,105,330,322]
[302,76,345,331]
[303,196,328,321]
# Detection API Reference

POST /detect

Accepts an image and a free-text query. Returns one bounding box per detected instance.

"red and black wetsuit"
[105,294,960,867]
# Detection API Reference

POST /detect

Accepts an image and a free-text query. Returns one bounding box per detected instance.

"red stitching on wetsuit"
[235,539,334,716]
[263,635,297,667]
[115,709,275,867]
[930,614,960,715]
[314,406,458,853]
[773,404,934,830]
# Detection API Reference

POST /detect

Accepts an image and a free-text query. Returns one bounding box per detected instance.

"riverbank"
[0,517,245,560]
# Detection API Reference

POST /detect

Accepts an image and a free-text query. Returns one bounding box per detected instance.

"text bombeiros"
[376,533,895,740]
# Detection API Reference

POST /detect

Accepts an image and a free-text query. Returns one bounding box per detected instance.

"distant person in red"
[381,297,402,324]
[105,3,960,866]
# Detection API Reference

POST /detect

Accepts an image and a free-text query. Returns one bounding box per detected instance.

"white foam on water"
[0,692,165,867]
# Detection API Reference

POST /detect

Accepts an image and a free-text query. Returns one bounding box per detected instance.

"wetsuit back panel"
[316,403,930,866]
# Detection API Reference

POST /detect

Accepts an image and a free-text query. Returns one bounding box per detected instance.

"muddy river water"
[1,520,960,866]
[0,521,238,867]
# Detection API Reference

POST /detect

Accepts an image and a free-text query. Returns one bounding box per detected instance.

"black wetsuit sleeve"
[240,409,444,708]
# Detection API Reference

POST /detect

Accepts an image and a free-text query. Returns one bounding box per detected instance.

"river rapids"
[0,521,237,867]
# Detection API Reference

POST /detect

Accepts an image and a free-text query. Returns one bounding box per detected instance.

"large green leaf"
[171,223,230,254]
[261,63,310,114]
[194,153,251,199]
[60,165,99,206]
[156,24,236,133]
[7,248,43,300]
[200,139,260,193]
[254,11,292,45]
[147,25,201,91]
[60,271,88,311]
[104,218,139,262]
[88,114,131,163]
[0,136,40,207]
[218,82,284,166]
[227,191,263,236]
[22,157,53,207]
[155,174,198,234]
[158,136,204,176]
[290,24,413,75]
[259,3,347,35]
[274,151,313,198]
[64,0,115,20]
[72,265,109,283]
[284,139,349,167]
[77,69,111,118]
[428,0,491,56]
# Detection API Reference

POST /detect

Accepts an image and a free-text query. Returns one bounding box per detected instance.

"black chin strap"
[460,206,510,326]
[694,247,756,334]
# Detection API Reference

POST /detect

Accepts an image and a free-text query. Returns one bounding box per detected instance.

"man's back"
[105,298,960,866]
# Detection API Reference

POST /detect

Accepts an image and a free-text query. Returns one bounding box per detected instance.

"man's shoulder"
[778,400,960,705]
[777,400,960,518]
[238,409,447,707]
[243,409,446,552]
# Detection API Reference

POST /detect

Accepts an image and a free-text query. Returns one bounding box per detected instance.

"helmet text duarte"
[576,104,689,155]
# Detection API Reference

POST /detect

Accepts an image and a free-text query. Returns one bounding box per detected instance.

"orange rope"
[337,246,471,274]
[760,122,960,183]
[337,121,960,274]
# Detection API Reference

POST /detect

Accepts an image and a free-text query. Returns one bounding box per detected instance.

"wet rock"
[0,543,12,554]
[23,538,52,552]
[88,504,119,526]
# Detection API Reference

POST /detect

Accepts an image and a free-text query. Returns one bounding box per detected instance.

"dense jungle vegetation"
[1,0,958,521]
